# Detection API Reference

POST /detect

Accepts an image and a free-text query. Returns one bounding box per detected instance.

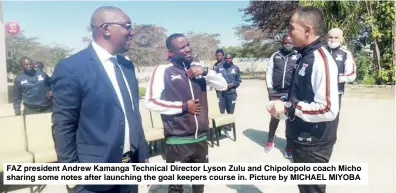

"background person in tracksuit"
[326,28,356,114]
[211,49,225,92]
[215,53,241,138]
[13,56,52,115]
[145,33,227,193]
[34,61,53,108]
[264,34,299,158]
[268,6,339,193]
[33,61,45,72]
[213,48,225,71]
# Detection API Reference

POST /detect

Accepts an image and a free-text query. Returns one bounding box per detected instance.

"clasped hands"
[267,100,286,119]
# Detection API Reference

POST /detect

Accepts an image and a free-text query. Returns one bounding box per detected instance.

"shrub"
[355,53,372,84]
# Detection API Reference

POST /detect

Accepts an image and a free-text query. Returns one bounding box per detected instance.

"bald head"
[90,6,130,39]
[90,6,123,27]
[328,28,344,38]
[327,28,344,49]
[88,6,133,55]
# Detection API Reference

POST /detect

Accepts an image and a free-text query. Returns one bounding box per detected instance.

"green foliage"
[355,52,395,85]
[374,69,395,85]
[222,45,265,58]
[223,41,279,59]
[363,1,396,84]
[299,1,364,39]
[139,87,146,99]
[362,75,376,85]
[240,0,395,85]
[355,53,372,84]
[222,46,244,58]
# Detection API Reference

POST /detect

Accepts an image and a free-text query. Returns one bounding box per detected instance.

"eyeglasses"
[99,22,132,31]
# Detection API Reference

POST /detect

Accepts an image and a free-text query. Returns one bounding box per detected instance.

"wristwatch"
[202,67,209,76]
[284,101,293,113]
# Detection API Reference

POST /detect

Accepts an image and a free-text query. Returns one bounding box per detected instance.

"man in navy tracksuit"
[326,28,356,112]
[145,33,227,193]
[211,49,225,92]
[33,61,46,73]
[34,61,53,108]
[326,28,356,127]
[13,56,52,115]
[268,6,340,193]
[213,48,225,71]
[215,53,241,138]
[264,34,299,158]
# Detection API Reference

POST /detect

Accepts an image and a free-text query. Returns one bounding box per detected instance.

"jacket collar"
[170,58,191,69]
[279,49,298,57]
[215,59,225,65]
[298,37,323,56]
[223,62,234,69]
[326,45,341,52]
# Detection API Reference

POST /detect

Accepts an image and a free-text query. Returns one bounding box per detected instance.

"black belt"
[122,151,132,163]
[122,150,139,163]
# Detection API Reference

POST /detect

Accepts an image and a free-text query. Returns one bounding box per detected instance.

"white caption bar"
[3,163,368,185]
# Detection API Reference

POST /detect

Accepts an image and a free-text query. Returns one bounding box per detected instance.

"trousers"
[218,93,237,114]
[165,140,208,193]
[268,117,291,149]
[291,141,335,193]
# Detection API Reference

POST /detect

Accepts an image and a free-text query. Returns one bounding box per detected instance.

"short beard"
[172,56,192,65]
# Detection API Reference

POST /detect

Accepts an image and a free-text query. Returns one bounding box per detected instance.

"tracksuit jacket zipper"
[282,57,289,89]
[183,62,199,139]
[278,53,290,89]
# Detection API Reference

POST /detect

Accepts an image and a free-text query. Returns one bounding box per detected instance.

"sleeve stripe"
[296,48,331,115]
[149,64,183,109]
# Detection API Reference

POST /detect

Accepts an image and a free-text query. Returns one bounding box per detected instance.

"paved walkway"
[3,80,395,193]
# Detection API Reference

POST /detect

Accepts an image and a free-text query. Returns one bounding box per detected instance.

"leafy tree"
[222,46,244,58]
[126,24,168,72]
[299,1,395,84]
[82,24,168,72]
[362,1,396,84]
[239,0,396,84]
[5,32,72,78]
[235,1,298,58]
[299,1,364,39]
[185,32,221,61]
[241,1,299,38]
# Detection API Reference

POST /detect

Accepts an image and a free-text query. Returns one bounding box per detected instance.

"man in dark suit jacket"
[51,6,148,193]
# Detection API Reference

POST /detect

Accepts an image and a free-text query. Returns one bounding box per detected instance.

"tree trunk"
[373,39,381,71]
[365,1,381,72]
